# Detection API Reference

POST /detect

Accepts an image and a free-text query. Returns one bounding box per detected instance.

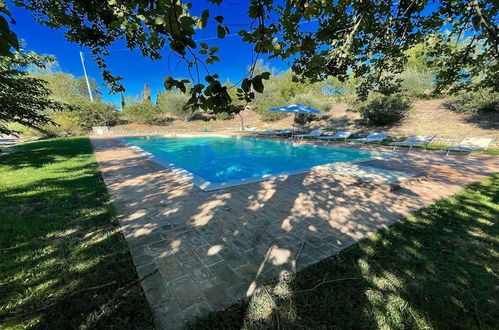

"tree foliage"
[141,83,151,103]
[3,0,498,113]
[28,70,118,135]
[75,76,102,101]
[0,50,64,135]
[121,101,159,125]
[156,88,193,122]
[251,65,325,121]
[0,0,19,56]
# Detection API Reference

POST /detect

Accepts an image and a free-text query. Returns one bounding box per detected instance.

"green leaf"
[209,46,220,54]
[260,71,271,79]
[200,42,209,49]
[214,16,224,24]
[252,76,264,93]
[164,76,174,90]
[217,25,226,38]
[248,3,259,18]
[0,16,9,31]
[241,78,251,92]
[199,9,209,29]
[154,16,164,25]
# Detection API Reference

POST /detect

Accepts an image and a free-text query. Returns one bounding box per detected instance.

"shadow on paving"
[187,174,499,329]
[90,137,498,328]
[0,137,154,329]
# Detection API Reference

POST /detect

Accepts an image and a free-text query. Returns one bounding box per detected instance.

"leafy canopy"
[0,50,64,135]
[3,0,498,113]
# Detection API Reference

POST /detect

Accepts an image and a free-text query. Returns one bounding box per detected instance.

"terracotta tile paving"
[91,136,498,329]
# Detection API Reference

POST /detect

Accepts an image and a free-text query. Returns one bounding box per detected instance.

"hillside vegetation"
[110,99,499,141]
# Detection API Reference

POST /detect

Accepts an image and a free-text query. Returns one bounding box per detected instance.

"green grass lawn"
[189,173,499,329]
[0,137,154,329]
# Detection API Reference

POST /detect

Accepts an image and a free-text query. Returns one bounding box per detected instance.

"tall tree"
[0,50,64,135]
[141,83,151,103]
[4,0,498,110]
[120,92,126,110]
[75,76,102,101]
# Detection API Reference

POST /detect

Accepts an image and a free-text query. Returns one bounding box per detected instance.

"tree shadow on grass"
[465,111,499,131]
[0,137,96,170]
[187,174,499,329]
[0,137,154,329]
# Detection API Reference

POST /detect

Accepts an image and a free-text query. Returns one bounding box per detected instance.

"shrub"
[215,112,231,120]
[73,100,120,130]
[446,90,499,114]
[357,95,412,125]
[156,89,193,121]
[44,111,82,136]
[121,102,160,125]
[41,100,120,136]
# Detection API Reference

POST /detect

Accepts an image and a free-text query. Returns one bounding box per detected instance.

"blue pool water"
[121,136,376,187]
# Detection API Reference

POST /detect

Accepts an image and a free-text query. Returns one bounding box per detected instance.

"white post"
[79,51,94,102]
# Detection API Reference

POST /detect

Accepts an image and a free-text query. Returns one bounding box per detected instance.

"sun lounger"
[292,129,324,141]
[350,132,388,147]
[318,131,351,144]
[259,130,277,136]
[275,128,293,136]
[393,135,436,153]
[445,137,495,157]
[245,127,258,135]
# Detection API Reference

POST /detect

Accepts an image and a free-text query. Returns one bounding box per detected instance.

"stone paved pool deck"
[90,136,498,329]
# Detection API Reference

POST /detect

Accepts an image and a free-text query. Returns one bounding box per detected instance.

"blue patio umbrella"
[267,103,324,132]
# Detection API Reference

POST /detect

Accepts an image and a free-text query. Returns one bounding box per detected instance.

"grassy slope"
[189,174,499,329]
[0,137,153,329]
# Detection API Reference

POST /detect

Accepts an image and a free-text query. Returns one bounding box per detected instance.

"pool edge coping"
[117,136,400,192]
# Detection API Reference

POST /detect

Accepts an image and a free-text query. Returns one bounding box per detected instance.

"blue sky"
[8,1,291,105]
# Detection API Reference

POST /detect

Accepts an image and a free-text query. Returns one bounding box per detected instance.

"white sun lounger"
[245,127,258,135]
[445,137,495,157]
[275,128,293,136]
[259,130,277,136]
[292,129,324,141]
[318,131,351,144]
[350,132,388,147]
[393,135,436,153]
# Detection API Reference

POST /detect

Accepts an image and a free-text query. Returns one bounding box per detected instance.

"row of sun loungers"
[246,127,495,156]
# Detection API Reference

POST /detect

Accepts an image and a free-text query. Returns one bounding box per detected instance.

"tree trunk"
[238,113,244,131]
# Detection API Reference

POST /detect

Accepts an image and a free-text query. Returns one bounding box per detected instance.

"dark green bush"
[74,100,120,130]
[446,90,499,113]
[358,95,412,125]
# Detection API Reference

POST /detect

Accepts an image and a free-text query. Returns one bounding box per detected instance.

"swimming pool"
[121,135,381,190]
